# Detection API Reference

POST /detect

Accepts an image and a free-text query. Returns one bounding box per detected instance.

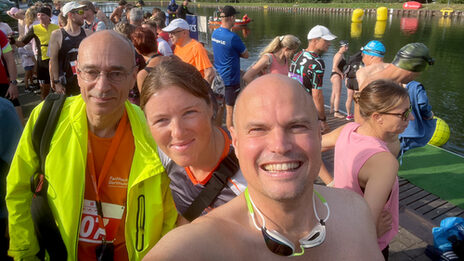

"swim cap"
[362,40,385,57]
[392,43,434,72]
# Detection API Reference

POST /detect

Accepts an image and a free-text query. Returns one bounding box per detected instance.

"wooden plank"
[399,179,410,187]
[415,198,448,215]
[408,194,440,210]
[432,206,464,222]
[423,201,458,220]
[399,186,423,201]
[402,190,431,206]
[399,183,416,193]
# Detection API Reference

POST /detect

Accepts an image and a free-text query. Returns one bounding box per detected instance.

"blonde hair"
[260,34,301,57]
[25,6,38,27]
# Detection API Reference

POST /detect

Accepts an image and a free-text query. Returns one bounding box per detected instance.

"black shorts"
[0,83,20,106]
[330,71,342,78]
[346,78,359,91]
[225,83,240,106]
[37,59,50,84]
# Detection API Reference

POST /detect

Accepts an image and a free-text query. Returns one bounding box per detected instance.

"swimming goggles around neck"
[245,188,330,257]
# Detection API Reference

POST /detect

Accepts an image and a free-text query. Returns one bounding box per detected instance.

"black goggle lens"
[262,229,294,256]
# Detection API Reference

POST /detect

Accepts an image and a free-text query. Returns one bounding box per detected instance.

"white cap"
[162,18,189,32]
[307,25,337,41]
[62,1,86,17]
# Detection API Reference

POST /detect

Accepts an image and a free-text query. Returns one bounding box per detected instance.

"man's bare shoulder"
[143,196,249,261]
[314,185,384,260]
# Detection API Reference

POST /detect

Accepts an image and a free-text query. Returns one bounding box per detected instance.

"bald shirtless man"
[356,40,388,90]
[143,74,383,261]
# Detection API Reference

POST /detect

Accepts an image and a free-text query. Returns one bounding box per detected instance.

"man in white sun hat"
[289,25,336,134]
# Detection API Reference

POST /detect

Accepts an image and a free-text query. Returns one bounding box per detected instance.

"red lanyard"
[87,112,128,241]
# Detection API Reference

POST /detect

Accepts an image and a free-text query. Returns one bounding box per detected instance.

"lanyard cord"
[87,112,128,241]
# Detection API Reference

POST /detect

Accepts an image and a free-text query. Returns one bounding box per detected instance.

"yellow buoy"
[352,8,364,23]
[377,7,388,21]
[374,20,386,38]
[350,22,362,38]
[428,116,450,147]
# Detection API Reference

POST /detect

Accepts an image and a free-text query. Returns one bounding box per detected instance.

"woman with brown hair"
[131,27,168,92]
[322,79,413,260]
[141,58,246,223]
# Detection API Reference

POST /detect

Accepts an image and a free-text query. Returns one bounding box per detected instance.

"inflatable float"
[403,1,422,10]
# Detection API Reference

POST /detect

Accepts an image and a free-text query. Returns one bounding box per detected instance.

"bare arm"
[321,125,345,152]
[240,49,249,59]
[242,55,270,85]
[3,50,18,100]
[137,70,147,94]
[312,89,329,133]
[358,152,398,238]
[204,67,215,85]
[48,30,65,94]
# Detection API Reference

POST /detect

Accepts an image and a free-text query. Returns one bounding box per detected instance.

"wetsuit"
[58,28,87,96]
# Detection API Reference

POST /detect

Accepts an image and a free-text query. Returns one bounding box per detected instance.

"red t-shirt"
[0,31,12,84]
[78,112,135,260]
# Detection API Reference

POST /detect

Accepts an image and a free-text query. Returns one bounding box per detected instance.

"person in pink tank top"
[322,79,414,260]
[243,34,300,85]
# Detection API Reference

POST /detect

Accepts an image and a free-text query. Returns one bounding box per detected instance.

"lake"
[191,5,464,155]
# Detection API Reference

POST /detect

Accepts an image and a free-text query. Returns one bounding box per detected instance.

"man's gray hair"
[129,8,143,23]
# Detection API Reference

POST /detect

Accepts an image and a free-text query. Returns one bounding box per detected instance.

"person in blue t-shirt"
[211,5,249,129]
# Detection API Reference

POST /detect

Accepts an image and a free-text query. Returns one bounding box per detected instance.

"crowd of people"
[0,1,438,260]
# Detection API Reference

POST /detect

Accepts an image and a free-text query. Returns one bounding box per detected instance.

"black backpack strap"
[30,93,67,261]
[182,152,239,222]
[32,93,66,174]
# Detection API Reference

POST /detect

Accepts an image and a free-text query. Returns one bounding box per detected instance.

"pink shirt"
[333,122,399,250]
[268,53,289,75]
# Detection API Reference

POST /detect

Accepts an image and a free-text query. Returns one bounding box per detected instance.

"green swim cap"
[392,43,434,72]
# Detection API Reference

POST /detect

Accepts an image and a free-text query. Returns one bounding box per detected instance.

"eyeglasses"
[168,30,184,35]
[77,66,136,83]
[379,105,412,121]
[245,189,329,256]
[71,9,84,15]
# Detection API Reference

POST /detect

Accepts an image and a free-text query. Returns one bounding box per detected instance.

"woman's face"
[378,98,414,135]
[144,85,214,167]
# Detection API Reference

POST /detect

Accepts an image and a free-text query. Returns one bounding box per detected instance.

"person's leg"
[329,74,336,113]
[331,74,344,118]
[37,60,51,99]
[345,88,354,117]
[224,84,240,130]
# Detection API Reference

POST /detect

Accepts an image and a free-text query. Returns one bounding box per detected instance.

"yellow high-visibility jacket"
[6,95,177,260]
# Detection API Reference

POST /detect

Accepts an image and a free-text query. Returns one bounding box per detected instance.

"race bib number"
[79,199,125,243]
[70,60,77,75]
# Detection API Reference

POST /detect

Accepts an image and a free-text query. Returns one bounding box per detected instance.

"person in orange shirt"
[162,18,215,84]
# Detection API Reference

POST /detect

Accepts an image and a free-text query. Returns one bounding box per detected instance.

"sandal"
[334,111,345,119]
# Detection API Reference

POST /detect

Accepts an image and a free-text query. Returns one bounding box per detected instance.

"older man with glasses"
[143,74,383,261]
[49,1,92,97]
[162,18,215,84]
[6,30,177,260]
